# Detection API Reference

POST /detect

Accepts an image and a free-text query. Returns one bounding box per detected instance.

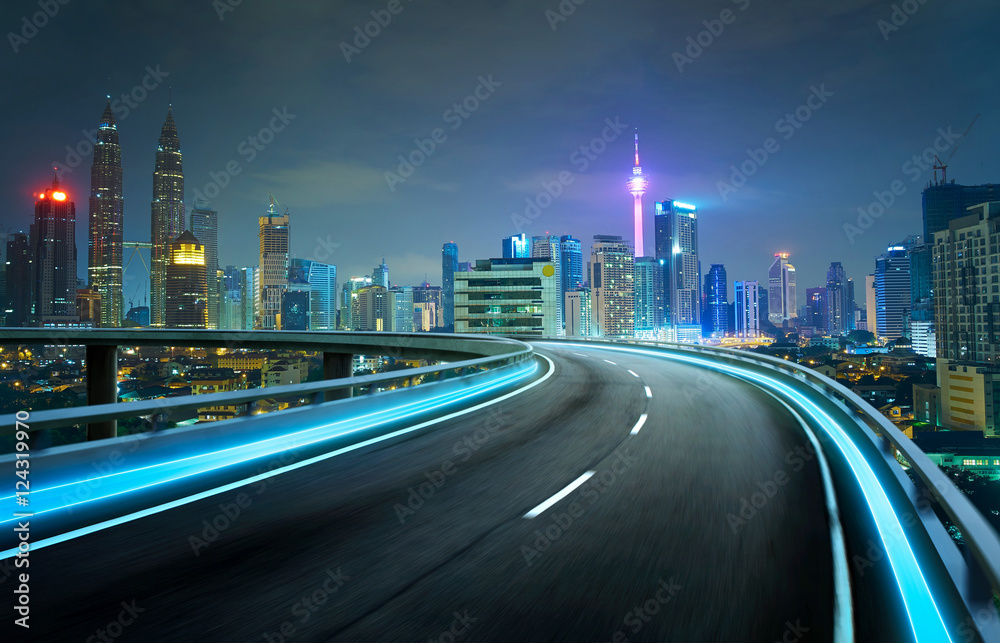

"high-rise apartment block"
[590,235,634,338]
[88,101,124,326]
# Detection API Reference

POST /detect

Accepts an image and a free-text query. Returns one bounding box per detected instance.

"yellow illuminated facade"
[166,230,208,328]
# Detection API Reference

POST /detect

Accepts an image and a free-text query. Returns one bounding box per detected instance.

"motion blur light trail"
[550,342,952,643]
[0,358,547,559]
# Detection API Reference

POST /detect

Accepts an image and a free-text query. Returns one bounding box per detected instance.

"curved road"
[18,343,834,642]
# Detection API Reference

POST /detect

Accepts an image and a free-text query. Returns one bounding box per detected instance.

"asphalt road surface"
[14,342,834,642]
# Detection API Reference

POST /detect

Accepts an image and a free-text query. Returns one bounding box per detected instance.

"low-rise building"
[190,368,247,422]
[455,258,559,336]
[911,431,1000,480]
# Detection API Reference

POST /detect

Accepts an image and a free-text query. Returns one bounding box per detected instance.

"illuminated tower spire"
[150,105,185,327]
[88,98,124,326]
[627,129,649,257]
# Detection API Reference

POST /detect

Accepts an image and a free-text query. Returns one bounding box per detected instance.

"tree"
[848,329,876,345]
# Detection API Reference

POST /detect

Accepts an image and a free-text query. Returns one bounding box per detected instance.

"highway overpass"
[0,331,997,641]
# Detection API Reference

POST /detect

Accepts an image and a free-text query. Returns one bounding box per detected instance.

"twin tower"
[88,100,185,327]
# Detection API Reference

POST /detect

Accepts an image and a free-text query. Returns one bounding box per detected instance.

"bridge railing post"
[323,352,353,402]
[86,343,118,441]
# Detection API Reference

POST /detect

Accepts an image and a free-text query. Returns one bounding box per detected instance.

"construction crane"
[933,113,980,185]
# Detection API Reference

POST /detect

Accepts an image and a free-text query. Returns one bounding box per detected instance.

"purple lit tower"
[627,130,649,257]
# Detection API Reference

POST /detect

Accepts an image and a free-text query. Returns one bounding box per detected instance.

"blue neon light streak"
[557,342,952,643]
[0,361,537,554]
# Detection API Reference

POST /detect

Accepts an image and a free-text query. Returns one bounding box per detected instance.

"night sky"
[2,0,997,309]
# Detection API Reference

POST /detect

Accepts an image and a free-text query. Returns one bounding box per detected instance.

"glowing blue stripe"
[1,365,533,526]
[1,366,525,506]
[556,342,952,643]
[0,356,554,559]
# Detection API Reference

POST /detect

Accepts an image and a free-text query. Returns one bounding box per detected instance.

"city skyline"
[3,1,997,302]
[4,4,1000,640]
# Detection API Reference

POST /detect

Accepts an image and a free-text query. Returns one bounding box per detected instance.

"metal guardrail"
[0,331,534,437]
[532,336,1000,636]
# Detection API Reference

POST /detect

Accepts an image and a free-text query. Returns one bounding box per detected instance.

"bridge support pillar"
[86,344,118,441]
[323,352,353,402]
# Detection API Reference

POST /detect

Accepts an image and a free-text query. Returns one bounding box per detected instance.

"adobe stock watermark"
[86,600,145,643]
[717,84,834,201]
[672,0,751,73]
[262,567,350,643]
[57,430,152,514]
[188,439,305,556]
[212,0,243,22]
[384,74,502,192]
[957,603,1000,643]
[428,610,477,643]
[851,476,961,577]
[340,0,415,62]
[598,578,682,642]
[843,126,961,244]
[309,234,341,264]
[53,65,169,180]
[544,0,587,31]
[520,447,638,567]
[7,0,70,54]
[191,106,296,203]
[726,442,816,533]
[877,0,931,42]
[510,116,629,233]
[393,406,508,524]
[775,619,810,643]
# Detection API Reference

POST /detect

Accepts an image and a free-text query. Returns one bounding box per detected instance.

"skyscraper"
[907,240,934,356]
[412,282,443,330]
[281,268,311,331]
[806,287,827,330]
[845,277,856,331]
[190,204,219,329]
[442,242,458,332]
[31,178,77,325]
[4,233,31,327]
[923,180,1000,242]
[559,235,583,295]
[825,262,849,335]
[293,259,337,331]
[634,257,662,337]
[626,131,649,257]
[767,253,796,325]
[931,201,1000,436]
[341,275,373,330]
[165,231,206,329]
[654,200,700,331]
[875,243,913,340]
[257,198,290,330]
[565,288,592,337]
[734,280,760,338]
[590,235,634,338]
[502,233,530,258]
[532,235,563,332]
[220,265,250,331]
[373,258,389,288]
[390,285,414,333]
[353,285,393,331]
[703,264,728,337]
[865,274,877,335]
[88,100,124,327]
[150,107,185,327]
